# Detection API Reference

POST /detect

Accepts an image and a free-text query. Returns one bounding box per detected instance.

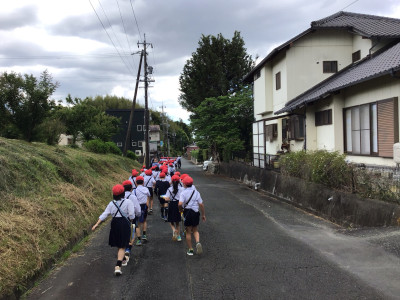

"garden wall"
[218,161,400,227]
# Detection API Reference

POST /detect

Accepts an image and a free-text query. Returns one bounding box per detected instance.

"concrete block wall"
[219,161,400,227]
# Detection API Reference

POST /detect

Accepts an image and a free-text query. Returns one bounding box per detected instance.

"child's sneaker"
[196,242,203,255]
[177,235,182,242]
[136,239,142,246]
[114,266,122,276]
[125,249,131,257]
[141,234,147,241]
[186,249,194,256]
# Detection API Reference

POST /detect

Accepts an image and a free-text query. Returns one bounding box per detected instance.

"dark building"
[106,109,145,156]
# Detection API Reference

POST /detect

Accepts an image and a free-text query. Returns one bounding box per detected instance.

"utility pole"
[123,50,144,156]
[138,34,154,168]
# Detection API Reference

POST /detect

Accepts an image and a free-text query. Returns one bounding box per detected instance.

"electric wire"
[89,0,134,77]
[116,0,137,71]
[341,0,360,11]
[96,0,136,75]
[130,0,143,42]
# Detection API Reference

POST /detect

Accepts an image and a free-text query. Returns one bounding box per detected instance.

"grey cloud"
[0,5,38,30]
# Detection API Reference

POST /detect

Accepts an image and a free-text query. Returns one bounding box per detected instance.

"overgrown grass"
[0,137,141,298]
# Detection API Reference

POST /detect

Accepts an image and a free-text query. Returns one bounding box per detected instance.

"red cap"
[169,163,173,166]
[142,165,146,168]
[151,166,156,170]
[180,174,188,179]
[132,169,138,176]
[136,176,144,181]
[182,176,193,186]
[112,184,125,196]
[122,180,132,186]
[160,172,166,178]
[174,172,181,176]
[171,175,180,182]
[145,169,153,176]
[140,169,144,172]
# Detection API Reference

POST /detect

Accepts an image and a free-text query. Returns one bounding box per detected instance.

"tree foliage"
[191,86,253,161]
[179,31,253,113]
[0,70,59,141]
[57,95,120,143]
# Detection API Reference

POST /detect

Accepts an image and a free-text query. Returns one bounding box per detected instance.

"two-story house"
[244,11,400,168]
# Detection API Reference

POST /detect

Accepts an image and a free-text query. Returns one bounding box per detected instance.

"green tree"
[191,86,253,161]
[57,95,120,143]
[179,31,253,113]
[0,70,59,141]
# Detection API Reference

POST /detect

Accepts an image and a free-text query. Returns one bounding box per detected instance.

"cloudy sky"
[1,0,400,122]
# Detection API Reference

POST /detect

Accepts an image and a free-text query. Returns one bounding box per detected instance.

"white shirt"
[129,176,138,189]
[144,175,156,188]
[135,185,150,205]
[166,185,183,202]
[124,191,141,217]
[98,199,136,221]
[179,186,202,212]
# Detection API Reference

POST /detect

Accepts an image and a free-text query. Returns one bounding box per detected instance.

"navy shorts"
[183,209,200,227]
[147,187,154,197]
[139,204,148,223]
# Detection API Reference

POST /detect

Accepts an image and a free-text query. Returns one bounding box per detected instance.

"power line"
[341,0,360,11]
[116,0,137,71]
[130,0,143,42]
[96,0,136,74]
[89,0,135,76]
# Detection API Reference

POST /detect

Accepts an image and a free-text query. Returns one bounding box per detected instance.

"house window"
[117,142,122,147]
[138,141,143,147]
[275,72,281,90]
[344,98,399,157]
[315,109,332,126]
[254,70,261,81]
[323,61,338,73]
[265,124,278,141]
[137,125,142,131]
[352,50,361,63]
[132,142,137,146]
[135,150,141,156]
[252,121,265,168]
[288,115,305,140]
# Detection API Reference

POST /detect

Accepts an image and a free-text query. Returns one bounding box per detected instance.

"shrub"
[280,150,352,190]
[105,142,122,155]
[191,149,199,159]
[126,150,138,161]
[84,139,108,154]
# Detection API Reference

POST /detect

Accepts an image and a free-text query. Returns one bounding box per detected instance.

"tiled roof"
[312,11,400,38]
[243,11,400,82]
[275,42,400,114]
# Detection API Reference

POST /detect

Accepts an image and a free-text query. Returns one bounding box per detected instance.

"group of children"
[92,157,206,276]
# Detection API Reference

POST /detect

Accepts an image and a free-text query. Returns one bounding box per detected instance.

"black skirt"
[167,201,181,223]
[109,217,131,248]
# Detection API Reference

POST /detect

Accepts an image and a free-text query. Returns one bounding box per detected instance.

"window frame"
[137,125,142,131]
[323,61,338,73]
[343,97,399,157]
[352,50,361,63]
[315,109,332,126]
[275,72,281,90]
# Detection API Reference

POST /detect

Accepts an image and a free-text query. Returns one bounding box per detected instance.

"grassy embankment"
[0,137,140,298]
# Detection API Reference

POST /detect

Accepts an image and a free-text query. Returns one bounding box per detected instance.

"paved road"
[26,159,400,300]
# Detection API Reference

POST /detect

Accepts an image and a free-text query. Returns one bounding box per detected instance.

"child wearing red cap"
[144,169,156,214]
[122,180,142,262]
[164,175,183,241]
[129,169,139,190]
[135,176,151,243]
[154,172,170,221]
[92,184,136,275]
[178,176,206,256]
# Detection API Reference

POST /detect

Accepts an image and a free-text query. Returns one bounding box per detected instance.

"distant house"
[244,11,400,168]
[149,125,161,155]
[185,143,199,159]
[106,109,145,156]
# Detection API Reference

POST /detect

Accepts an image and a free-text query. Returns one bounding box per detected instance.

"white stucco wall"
[272,53,287,113]
[286,30,353,101]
